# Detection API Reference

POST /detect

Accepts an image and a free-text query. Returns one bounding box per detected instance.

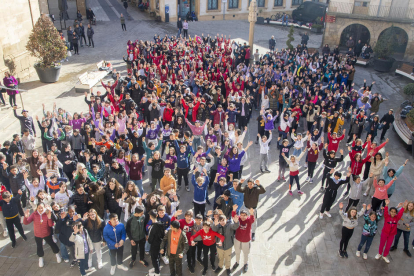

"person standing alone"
[121,14,126,31]
[177,18,183,37]
[183,20,188,38]
[87,24,94,47]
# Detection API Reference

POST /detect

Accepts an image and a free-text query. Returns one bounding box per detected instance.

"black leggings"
[9,94,16,106]
[289,174,300,191]
[321,167,331,187]
[0,92,5,105]
[109,246,124,266]
[6,216,25,243]
[345,198,360,212]
[193,202,205,217]
[202,243,216,270]
[150,245,160,274]
[177,167,189,187]
[371,197,384,212]
[308,162,317,178]
[340,226,354,251]
[121,23,126,31]
[73,43,79,54]
[35,235,59,257]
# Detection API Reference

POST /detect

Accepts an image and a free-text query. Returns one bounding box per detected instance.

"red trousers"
[378,231,394,257]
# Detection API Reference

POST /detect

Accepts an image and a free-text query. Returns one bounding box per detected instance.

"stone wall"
[323,14,414,61]
[0,0,41,81]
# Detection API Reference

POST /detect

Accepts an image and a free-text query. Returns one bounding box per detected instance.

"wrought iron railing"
[328,2,414,20]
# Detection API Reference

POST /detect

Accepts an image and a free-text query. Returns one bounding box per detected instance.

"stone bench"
[395,63,414,81]
[393,109,412,145]
[74,61,109,93]
[356,57,370,67]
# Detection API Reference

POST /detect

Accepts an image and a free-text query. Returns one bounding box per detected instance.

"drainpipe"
[377,0,383,17]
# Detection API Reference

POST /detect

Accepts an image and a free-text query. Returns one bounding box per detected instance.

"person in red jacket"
[306,139,323,183]
[232,208,255,273]
[210,105,226,127]
[181,97,200,123]
[375,199,405,263]
[327,127,346,152]
[163,103,174,124]
[23,203,61,267]
[171,209,196,273]
[190,220,224,276]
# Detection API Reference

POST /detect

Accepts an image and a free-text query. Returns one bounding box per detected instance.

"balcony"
[328,2,414,21]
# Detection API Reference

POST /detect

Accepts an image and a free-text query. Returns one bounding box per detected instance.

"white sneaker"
[110,265,116,275]
[56,253,62,263]
[88,259,92,268]
[3,230,8,237]
[85,267,95,272]
[304,163,308,168]
[97,261,103,269]
[382,256,390,263]
[324,211,332,218]
[356,251,360,257]
[310,178,313,183]
[43,240,46,245]
[363,253,367,259]
[117,264,129,271]
[306,176,310,182]
[64,259,70,263]
[39,257,44,267]
[161,255,169,264]
[375,254,382,260]
[52,235,57,243]
[319,213,323,219]
[363,193,368,197]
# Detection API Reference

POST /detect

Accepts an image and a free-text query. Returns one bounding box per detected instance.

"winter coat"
[83,219,104,243]
[23,211,53,238]
[69,229,94,260]
[235,183,266,209]
[103,222,126,250]
[105,165,128,188]
[87,27,94,37]
[69,192,89,216]
[89,188,106,219]
[160,229,188,257]
[104,186,123,214]
[211,220,239,250]
[56,215,77,246]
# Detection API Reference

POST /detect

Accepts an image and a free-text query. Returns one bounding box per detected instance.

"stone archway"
[339,23,371,48]
[377,26,408,55]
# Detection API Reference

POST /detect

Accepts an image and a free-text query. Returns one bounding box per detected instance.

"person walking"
[177,18,183,37]
[72,33,79,55]
[120,14,126,31]
[160,220,189,276]
[86,8,95,25]
[3,72,19,107]
[379,109,394,141]
[183,20,189,38]
[87,24,94,47]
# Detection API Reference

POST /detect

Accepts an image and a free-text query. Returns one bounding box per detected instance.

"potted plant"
[26,14,67,83]
[311,17,323,33]
[404,83,414,102]
[286,25,295,50]
[373,26,397,72]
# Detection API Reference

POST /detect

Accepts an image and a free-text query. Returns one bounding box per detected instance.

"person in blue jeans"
[356,206,382,259]
[55,205,78,267]
[70,221,94,275]
[282,13,289,27]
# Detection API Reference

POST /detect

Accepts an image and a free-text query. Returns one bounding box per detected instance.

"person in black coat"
[177,18,183,37]
[380,109,395,140]
[301,32,309,46]
[58,143,77,182]
[269,36,276,51]
[67,26,73,50]
[147,209,165,275]
[86,8,95,25]
[104,178,123,219]
[87,24,94,48]
[78,22,87,47]
[354,39,363,57]
[319,170,350,218]
[69,185,89,216]
[72,33,79,55]
[56,206,79,264]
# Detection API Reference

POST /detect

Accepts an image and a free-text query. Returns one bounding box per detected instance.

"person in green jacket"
[44,128,65,151]
[126,206,149,268]
[382,158,408,206]
[142,138,162,183]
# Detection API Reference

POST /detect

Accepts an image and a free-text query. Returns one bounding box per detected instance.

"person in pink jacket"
[375,199,405,263]
[371,176,396,212]
[23,202,61,267]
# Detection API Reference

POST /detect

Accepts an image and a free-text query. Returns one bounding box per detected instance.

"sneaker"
[226,268,232,276]
[260,168,263,173]
[343,251,348,258]
[64,259,70,263]
[214,266,222,273]
[177,185,181,191]
[319,213,323,219]
[363,253,367,259]
[344,191,349,197]
[252,233,255,241]
[356,251,361,257]
[117,264,129,271]
[11,241,16,248]
[305,176,310,182]
[161,255,169,264]
[70,260,77,268]
[85,267,95,272]
[206,199,211,205]
[56,253,62,263]
[110,265,116,275]
[363,193,368,197]
[98,261,103,269]
[145,251,150,255]
[282,176,286,181]
[43,240,46,245]
[139,259,149,266]
[338,250,344,258]
[390,246,397,251]
[232,262,239,271]
[324,211,332,218]
[186,186,190,192]
[243,264,248,272]
[3,230,8,237]
[212,264,216,270]
[382,256,390,263]
[129,260,135,268]
[264,169,271,173]
[375,254,382,260]
[310,178,314,183]
[39,257,44,267]
[404,249,412,257]
[189,265,195,274]
[277,176,281,181]
[320,187,325,192]
[202,269,207,275]
[52,235,57,243]
[298,190,304,195]
[288,190,293,196]
[304,163,308,168]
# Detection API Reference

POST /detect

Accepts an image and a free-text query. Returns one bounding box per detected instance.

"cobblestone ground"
[0,3,414,276]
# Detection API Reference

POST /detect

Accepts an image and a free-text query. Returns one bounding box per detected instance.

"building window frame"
[292,0,303,6]
[228,0,239,9]
[208,0,219,10]
[274,0,283,7]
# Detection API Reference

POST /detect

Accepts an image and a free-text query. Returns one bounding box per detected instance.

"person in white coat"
[69,221,95,275]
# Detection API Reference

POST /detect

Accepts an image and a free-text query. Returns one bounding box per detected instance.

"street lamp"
[248,0,257,64]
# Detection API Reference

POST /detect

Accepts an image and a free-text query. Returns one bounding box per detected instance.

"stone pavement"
[1,6,414,276]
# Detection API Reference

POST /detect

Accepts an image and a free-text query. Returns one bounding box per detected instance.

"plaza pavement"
[0,4,414,276]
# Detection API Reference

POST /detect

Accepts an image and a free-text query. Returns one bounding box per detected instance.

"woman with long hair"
[40,151,62,177]
[390,201,414,256]
[3,71,19,107]
[88,182,105,219]
[118,181,145,222]
[104,178,123,219]
[338,202,366,258]
[226,142,253,180]
[83,208,105,269]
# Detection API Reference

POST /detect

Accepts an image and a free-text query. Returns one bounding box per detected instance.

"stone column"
[38,0,49,14]
[76,0,87,16]
[248,0,257,63]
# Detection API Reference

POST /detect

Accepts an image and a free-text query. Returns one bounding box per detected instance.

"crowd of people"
[0,29,413,276]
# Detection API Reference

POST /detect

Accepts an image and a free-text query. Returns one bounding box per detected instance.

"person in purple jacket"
[69,112,87,131]
[263,110,279,138]
[146,119,161,145]
[226,141,253,180]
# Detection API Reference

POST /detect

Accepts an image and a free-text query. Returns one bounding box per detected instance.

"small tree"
[286,25,295,50]
[406,109,414,125]
[374,26,397,59]
[404,83,414,102]
[26,15,67,68]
